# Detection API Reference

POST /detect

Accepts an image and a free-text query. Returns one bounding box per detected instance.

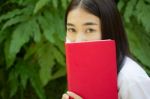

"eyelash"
[67,28,76,33]
[86,28,96,33]
[67,28,96,33]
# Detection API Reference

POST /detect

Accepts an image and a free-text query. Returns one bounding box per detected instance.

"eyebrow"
[67,22,98,27]
[67,23,75,27]
[83,22,98,26]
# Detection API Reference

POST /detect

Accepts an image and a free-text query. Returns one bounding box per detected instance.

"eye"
[67,28,76,33]
[86,28,96,33]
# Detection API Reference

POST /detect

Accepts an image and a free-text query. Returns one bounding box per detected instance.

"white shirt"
[118,57,150,99]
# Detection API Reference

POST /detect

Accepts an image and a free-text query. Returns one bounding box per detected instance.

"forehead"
[67,8,100,25]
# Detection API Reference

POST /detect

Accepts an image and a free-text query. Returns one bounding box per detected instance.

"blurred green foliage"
[0,0,69,99]
[0,0,150,99]
[118,0,150,75]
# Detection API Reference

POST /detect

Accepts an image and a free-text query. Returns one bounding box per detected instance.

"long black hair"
[65,0,130,73]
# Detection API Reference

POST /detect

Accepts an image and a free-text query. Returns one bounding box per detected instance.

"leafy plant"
[0,0,70,99]
[118,0,150,75]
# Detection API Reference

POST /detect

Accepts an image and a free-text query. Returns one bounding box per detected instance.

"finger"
[62,94,69,99]
[67,91,82,99]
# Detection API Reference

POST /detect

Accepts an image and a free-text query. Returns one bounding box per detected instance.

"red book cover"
[65,40,118,99]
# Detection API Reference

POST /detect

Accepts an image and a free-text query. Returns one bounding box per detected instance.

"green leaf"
[135,0,150,33]
[0,9,22,23]
[145,0,150,3]
[34,0,49,14]
[31,78,46,99]
[51,67,66,80]
[61,0,67,9]
[53,34,65,54]
[31,79,46,99]
[9,17,41,61]
[37,14,55,43]
[2,15,28,30]
[15,62,46,99]
[124,0,137,23]
[53,47,65,66]
[8,68,19,98]
[17,62,30,89]
[24,43,37,60]
[29,64,46,99]
[30,18,42,43]
[37,43,55,86]
[0,30,8,44]
[0,6,32,23]
[4,39,16,68]
[117,0,125,11]
[52,0,58,8]
[11,0,37,5]
[9,22,32,62]
[126,20,150,69]
[38,10,65,43]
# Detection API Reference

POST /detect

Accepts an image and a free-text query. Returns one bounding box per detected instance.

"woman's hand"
[62,91,82,99]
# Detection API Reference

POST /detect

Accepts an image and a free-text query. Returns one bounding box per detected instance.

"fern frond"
[135,0,150,33]
[2,15,28,30]
[0,9,22,23]
[36,43,55,86]
[34,0,50,14]
[53,46,65,66]
[37,14,55,43]
[124,0,137,22]
[52,0,58,8]
[61,0,68,9]
[9,21,33,61]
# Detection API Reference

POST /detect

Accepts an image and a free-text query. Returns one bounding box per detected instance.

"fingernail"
[67,91,71,94]
[63,94,69,98]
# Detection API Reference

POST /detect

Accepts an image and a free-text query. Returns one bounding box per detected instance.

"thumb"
[67,91,82,99]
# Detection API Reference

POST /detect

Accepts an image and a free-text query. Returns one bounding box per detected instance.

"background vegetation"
[0,0,149,99]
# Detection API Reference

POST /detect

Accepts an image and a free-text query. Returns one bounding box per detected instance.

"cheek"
[66,32,76,42]
[87,32,102,40]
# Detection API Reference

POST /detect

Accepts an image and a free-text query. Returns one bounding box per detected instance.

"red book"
[65,40,118,99]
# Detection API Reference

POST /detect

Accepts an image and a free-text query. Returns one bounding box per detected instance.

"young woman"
[62,0,150,99]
